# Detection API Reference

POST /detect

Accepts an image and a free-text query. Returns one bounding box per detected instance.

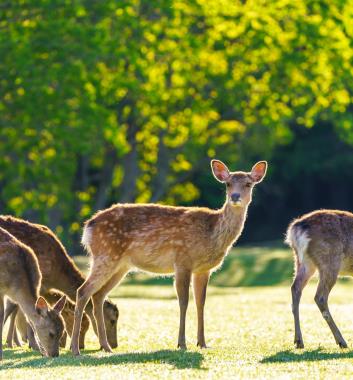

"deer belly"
[128,247,176,274]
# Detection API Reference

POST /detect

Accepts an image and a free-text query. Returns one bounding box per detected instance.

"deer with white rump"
[71,159,267,355]
[287,209,353,349]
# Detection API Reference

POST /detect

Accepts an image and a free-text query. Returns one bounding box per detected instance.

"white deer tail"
[285,224,311,264]
[81,223,93,254]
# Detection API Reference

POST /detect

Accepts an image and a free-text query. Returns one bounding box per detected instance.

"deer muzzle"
[230,193,242,206]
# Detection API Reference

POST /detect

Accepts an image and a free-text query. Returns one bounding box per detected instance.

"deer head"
[211,160,267,208]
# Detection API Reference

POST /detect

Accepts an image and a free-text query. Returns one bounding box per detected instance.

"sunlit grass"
[2,246,353,379]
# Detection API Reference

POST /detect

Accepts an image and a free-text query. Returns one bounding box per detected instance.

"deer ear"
[35,297,49,317]
[53,295,66,314]
[211,160,230,182]
[250,161,267,183]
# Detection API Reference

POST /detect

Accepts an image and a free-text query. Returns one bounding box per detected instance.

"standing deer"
[0,216,119,349]
[71,159,267,355]
[286,209,353,349]
[0,227,66,359]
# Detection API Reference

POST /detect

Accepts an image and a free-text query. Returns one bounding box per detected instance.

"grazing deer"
[286,209,353,349]
[0,227,66,359]
[47,290,90,348]
[6,289,90,349]
[71,159,268,355]
[0,215,119,349]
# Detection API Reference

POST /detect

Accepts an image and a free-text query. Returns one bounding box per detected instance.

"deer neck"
[213,197,248,251]
[18,294,41,328]
[58,268,85,302]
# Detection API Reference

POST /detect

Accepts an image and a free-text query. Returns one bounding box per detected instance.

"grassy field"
[2,245,353,379]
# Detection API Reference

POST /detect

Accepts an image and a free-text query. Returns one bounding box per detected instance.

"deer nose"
[231,193,241,202]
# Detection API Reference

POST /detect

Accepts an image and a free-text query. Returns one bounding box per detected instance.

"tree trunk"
[93,146,117,211]
[150,130,170,202]
[119,133,139,203]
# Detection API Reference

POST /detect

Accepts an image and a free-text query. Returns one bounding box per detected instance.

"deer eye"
[49,332,55,338]
[226,182,230,187]
[111,320,115,326]
[245,182,252,188]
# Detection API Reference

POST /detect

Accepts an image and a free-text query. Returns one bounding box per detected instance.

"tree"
[1,0,353,248]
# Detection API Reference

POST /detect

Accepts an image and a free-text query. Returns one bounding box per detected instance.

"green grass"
[2,245,353,379]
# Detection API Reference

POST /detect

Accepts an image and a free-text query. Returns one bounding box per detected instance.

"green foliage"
[1,1,353,246]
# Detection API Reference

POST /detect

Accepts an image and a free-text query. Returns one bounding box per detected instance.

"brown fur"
[0,215,119,349]
[0,216,85,293]
[0,227,65,358]
[47,290,90,348]
[18,246,41,302]
[286,209,353,349]
[71,160,267,355]
[10,289,90,349]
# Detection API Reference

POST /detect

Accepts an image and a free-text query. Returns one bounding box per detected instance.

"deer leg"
[72,281,101,356]
[175,267,191,350]
[60,331,67,348]
[192,272,210,348]
[92,266,128,352]
[71,261,114,356]
[85,309,98,338]
[59,312,82,348]
[78,325,86,350]
[3,299,17,325]
[314,268,347,348]
[5,303,19,348]
[0,296,4,360]
[13,325,22,347]
[71,284,94,356]
[16,309,28,343]
[5,309,17,348]
[291,260,315,348]
[73,314,89,350]
[27,325,40,351]
[4,301,21,347]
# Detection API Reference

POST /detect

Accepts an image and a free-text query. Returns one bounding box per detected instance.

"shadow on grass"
[1,349,205,371]
[261,348,353,363]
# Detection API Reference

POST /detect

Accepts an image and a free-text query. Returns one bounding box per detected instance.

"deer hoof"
[177,343,187,350]
[294,340,304,349]
[339,341,348,349]
[71,347,81,356]
[100,345,113,353]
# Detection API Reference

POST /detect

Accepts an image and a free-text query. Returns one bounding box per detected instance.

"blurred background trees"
[1,0,353,251]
